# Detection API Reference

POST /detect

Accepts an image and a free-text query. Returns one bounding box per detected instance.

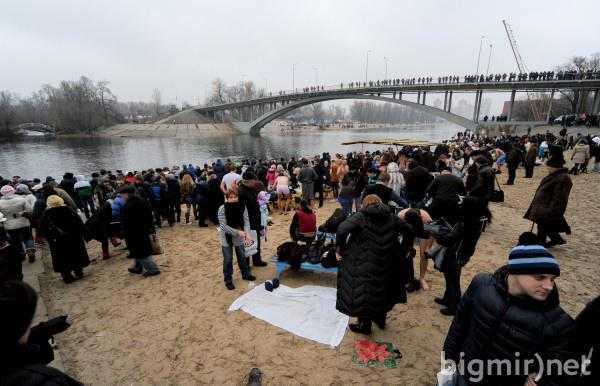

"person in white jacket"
[15,184,36,211]
[0,185,35,262]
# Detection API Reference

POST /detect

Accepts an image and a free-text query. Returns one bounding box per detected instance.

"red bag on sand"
[354,339,391,364]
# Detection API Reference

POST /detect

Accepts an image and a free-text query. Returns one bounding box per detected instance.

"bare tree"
[556,52,600,113]
[97,80,117,125]
[0,91,16,135]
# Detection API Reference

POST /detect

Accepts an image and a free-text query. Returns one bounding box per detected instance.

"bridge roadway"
[190,79,600,135]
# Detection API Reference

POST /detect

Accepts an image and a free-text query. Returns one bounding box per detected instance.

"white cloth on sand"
[229,284,349,347]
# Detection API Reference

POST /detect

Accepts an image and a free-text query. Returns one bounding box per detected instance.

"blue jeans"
[353,197,361,212]
[338,197,353,217]
[222,245,250,282]
[8,227,35,257]
[134,256,160,274]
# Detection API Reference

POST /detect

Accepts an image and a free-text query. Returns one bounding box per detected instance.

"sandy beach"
[37,161,599,385]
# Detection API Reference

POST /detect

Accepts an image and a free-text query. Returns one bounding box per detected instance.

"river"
[0,123,460,179]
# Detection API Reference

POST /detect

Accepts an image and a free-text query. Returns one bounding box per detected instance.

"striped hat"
[508,245,560,276]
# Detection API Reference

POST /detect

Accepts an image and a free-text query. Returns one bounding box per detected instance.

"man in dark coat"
[335,195,413,335]
[443,246,580,385]
[505,143,523,185]
[0,281,83,385]
[237,171,267,267]
[524,150,572,247]
[404,160,434,207]
[39,195,90,284]
[435,196,486,316]
[524,140,538,178]
[470,156,495,200]
[121,186,160,277]
[426,167,466,219]
[206,172,224,225]
[165,175,181,226]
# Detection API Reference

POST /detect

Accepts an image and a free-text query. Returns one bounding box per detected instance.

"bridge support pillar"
[398,92,402,100]
[422,92,426,105]
[443,91,448,111]
[417,91,421,104]
[592,90,600,114]
[546,89,556,123]
[476,90,483,122]
[447,91,453,112]
[508,90,516,121]
[393,91,396,99]
[473,90,483,122]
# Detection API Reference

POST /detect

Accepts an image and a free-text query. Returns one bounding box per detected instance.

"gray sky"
[2,0,598,107]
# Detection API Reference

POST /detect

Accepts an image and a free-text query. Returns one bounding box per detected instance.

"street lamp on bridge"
[384,56,391,80]
[475,35,485,75]
[365,50,371,83]
[292,63,297,93]
[312,66,319,84]
[486,44,493,76]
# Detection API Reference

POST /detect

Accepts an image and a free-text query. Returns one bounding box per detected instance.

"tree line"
[0,78,178,137]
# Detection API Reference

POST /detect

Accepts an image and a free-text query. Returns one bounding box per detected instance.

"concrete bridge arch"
[232,94,476,135]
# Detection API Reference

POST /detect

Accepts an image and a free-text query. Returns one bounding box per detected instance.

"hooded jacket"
[0,194,32,230]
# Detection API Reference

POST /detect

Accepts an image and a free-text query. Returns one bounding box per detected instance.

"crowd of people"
[1,127,599,384]
[273,69,600,96]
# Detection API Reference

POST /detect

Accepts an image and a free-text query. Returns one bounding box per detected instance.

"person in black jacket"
[426,166,466,219]
[505,143,523,185]
[39,195,90,284]
[575,296,599,384]
[404,160,434,207]
[206,172,224,225]
[313,159,329,208]
[193,177,210,227]
[0,222,23,282]
[164,174,181,226]
[434,196,486,316]
[0,281,82,385]
[336,194,413,335]
[443,245,580,385]
[237,171,267,267]
[121,186,160,277]
[362,172,408,208]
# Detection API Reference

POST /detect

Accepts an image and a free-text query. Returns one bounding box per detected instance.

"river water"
[0,123,460,179]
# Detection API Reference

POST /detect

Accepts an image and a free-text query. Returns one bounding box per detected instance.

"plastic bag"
[437,363,457,386]
[244,230,258,256]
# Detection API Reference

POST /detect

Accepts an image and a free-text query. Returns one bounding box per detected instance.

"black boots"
[349,319,372,335]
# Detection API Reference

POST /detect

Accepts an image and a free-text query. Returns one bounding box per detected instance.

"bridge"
[11,123,56,136]
[190,78,600,135]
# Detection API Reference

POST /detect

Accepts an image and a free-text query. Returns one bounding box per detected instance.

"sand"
[38,163,599,385]
[99,123,237,138]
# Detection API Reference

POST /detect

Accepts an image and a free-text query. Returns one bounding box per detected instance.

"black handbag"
[490,175,504,203]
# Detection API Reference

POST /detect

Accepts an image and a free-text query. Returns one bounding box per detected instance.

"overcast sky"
[1,0,598,106]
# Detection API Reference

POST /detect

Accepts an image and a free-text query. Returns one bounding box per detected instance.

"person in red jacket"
[289,200,316,245]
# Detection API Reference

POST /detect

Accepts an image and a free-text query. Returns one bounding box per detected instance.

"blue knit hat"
[508,245,560,276]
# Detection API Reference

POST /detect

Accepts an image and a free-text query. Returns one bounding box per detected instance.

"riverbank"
[38,162,599,385]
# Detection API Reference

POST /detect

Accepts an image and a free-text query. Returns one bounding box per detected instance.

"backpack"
[320,248,338,268]
[307,236,325,264]
[276,241,307,270]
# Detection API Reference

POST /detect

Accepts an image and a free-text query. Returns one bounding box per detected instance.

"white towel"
[229,284,349,347]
